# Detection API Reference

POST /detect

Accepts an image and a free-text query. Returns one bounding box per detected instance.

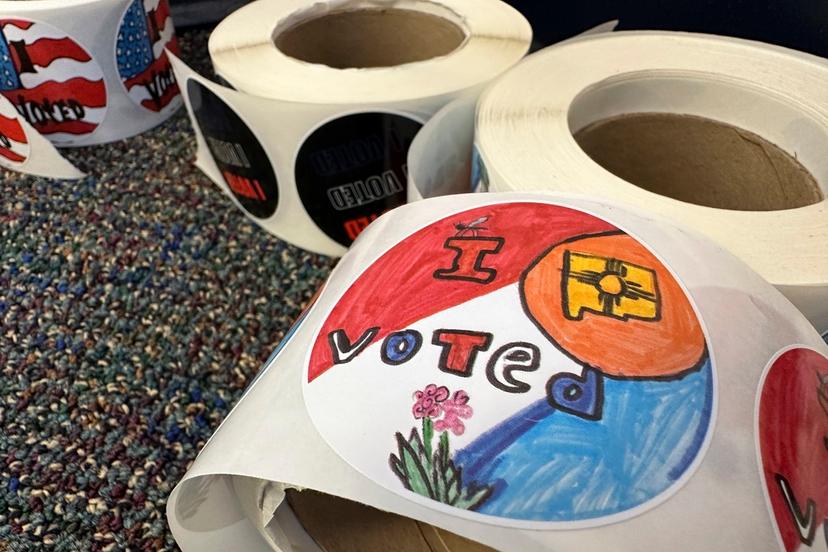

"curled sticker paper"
[0,0,182,178]
[167,193,827,551]
[471,31,828,332]
[171,0,531,255]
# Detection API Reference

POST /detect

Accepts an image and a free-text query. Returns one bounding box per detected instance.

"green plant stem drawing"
[423,417,434,460]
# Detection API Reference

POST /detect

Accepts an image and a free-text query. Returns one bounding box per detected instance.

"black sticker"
[295,112,423,246]
[187,79,278,219]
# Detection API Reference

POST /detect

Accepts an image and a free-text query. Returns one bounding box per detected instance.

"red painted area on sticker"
[0,19,106,138]
[308,203,615,382]
[21,37,92,66]
[0,145,25,163]
[759,348,828,551]
[3,78,107,110]
[2,19,33,30]
[0,113,26,143]
[124,53,180,113]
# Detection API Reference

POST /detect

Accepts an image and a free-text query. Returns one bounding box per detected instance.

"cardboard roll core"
[574,112,823,212]
[274,8,467,69]
[286,489,494,552]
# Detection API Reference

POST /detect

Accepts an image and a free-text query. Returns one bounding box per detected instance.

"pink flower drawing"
[412,384,449,419]
[434,390,473,436]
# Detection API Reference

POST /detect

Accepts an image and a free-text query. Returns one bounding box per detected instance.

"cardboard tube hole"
[575,113,823,211]
[274,8,466,68]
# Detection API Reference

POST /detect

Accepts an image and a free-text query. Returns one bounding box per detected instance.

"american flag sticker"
[0,18,107,145]
[115,0,181,114]
[0,97,29,166]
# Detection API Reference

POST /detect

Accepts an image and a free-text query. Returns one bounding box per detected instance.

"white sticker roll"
[209,0,531,104]
[473,32,828,332]
[407,93,477,202]
[167,193,828,552]
[172,0,530,256]
[0,0,182,150]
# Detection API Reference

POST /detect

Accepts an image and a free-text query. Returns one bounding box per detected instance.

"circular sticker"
[295,112,423,247]
[115,0,181,114]
[757,347,828,552]
[304,202,714,527]
[0,18,106,144]
[187,79,279,219]
[0,99,29,167]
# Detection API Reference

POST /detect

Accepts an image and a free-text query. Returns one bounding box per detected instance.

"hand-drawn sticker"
[187,79,279,219]
[115,0,181,114]
[756,347,828,551]
[294,112,423,247]
[0,18,106,145]
[303,202,714,528]
[0,97,29,167]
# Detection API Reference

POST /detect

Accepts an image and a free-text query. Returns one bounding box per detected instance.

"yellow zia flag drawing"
[562,251,661,322]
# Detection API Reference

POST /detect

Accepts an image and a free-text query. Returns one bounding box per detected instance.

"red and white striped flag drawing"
[0,18,107,144]
[0,97,28,165]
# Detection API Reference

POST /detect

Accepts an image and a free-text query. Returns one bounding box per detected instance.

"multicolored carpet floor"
[0,30,334,551]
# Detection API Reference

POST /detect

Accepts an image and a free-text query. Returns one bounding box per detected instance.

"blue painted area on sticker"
[0,30,20,91]
[116,0,154,80]
[455,358,713,521]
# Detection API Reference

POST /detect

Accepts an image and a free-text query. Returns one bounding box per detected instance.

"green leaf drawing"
[389,425,492,511]
[393,429,434,498]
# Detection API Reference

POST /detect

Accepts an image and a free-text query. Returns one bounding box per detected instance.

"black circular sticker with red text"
[295,112,422,246]
[187,79,278,219]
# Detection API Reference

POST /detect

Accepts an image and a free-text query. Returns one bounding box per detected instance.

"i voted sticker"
[187,79,279,219]
[757,347,828,551]
[0,98,29,167]
[115,0,181,114]
[304,202,714,528]
[0,18,107,144]
[294,112,422,247]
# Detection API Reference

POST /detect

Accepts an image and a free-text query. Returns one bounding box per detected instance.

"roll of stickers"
[469,31,828,332]
[0,0,182,177]
[407,93,476,202]
[167,193,828,552]
[170,0,531,256]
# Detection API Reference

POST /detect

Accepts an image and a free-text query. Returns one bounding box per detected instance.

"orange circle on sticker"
[521,231,705,378]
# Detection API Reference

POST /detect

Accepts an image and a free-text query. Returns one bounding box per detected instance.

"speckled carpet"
[0,30,334,551]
